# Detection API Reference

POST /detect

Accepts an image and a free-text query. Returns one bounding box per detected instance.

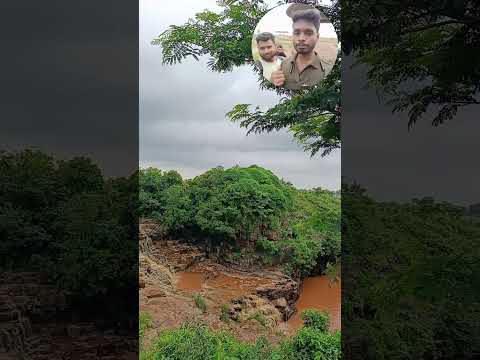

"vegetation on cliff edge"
[0,149,138,317]
[140,309,340,360]
[139,165,340,278]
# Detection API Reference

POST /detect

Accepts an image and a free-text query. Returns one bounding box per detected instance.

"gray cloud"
[342,56,480,205]
[0,2,138,177]
[140,0,341,190]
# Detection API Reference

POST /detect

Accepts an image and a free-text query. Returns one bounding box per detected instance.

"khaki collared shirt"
[280,51,325,90]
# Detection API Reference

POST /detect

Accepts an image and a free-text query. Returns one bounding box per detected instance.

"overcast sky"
[139,0,341,190]
[342,56,480,206]
[255,3,337,38]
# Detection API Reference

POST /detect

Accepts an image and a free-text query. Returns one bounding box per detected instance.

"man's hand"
[271,69,285,87]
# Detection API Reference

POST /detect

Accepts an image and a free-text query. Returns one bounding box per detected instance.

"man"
[254,32,285,82]
[271,8,325,90]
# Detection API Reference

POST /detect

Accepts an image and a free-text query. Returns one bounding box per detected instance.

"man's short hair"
[256,32,275,44]
[292,9,321,32]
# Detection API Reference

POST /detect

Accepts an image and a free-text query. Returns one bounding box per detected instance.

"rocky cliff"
[0,272,136,359]
[139,219,301,344]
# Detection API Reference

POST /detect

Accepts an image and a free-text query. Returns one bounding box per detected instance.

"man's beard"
[294,43,315,54]
[260,54,275,62]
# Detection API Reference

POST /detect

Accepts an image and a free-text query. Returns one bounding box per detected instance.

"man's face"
[292,19,319,54]
[257,39,277,62]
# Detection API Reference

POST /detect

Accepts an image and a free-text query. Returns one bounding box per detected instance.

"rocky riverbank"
[139,219,301,344]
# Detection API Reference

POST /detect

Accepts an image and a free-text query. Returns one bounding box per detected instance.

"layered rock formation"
[0,272,136,359]
[139,218,301,343]
[228,294,283,327]
[256,278,300,320]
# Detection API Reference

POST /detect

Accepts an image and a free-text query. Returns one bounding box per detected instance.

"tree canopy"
[139,165,293,246]
[153,0,341,156]
[342,0,480,127]
[139,165,341,278]
[155,0,478,144]
[0,149,137,316]
[342,185,480,359]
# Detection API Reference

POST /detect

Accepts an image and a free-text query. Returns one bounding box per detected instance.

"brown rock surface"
[228,295,282,327]
[256,278,300,320]
[153,239,205,271]
[139,219,301,344]
[0,272,136,359]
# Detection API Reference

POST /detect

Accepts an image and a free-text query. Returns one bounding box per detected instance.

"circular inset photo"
[252,3,339,90]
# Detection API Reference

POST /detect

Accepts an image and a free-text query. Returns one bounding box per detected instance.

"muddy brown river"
[287,276,341,332]
[176,272,204,291]
[176,271,341,332]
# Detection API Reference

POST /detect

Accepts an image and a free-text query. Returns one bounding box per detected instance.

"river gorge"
[139,220,341,344]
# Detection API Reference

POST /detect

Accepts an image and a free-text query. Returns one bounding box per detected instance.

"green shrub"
[256,237,279,254]
[256,237,280,265]
[139,312,152,345]
[301,309,330,332]
[280,327,341,360]
[220,304,230,323]
[142,322,275,360]
[248,311,268,328]
[140,321,341,360]
[193,293,207,314]
[257,188,341,278]
[280,236,322,277]
[324,261,340,283]
[286,189,341,277]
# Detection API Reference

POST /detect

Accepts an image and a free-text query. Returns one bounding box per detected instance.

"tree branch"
[401,19,464,35]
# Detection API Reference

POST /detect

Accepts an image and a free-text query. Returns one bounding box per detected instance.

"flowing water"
[176,270,272,300]
[176,270,341,332]
[287,276,341,332]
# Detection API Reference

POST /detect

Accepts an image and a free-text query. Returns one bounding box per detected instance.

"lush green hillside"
[252,188,341,277]
[343,185,480,359]
[139,165,341,278]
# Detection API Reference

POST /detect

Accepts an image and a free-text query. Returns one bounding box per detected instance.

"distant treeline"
[139,165,341,278]
[343,185,480,359]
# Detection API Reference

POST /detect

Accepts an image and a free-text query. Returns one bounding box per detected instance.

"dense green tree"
[139,165,294,247]
[0,150,59,268]
[342,185,480,359]
[139,164,340,278]
[57,157,104,195]
[0,149,60,211]
[162,184,194,232]
[153,0,341,156]
[53,192,136,300]
[0,150,137,317]
[272,187,341,277]
[189,166,293,247]
[139,168,183,219]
